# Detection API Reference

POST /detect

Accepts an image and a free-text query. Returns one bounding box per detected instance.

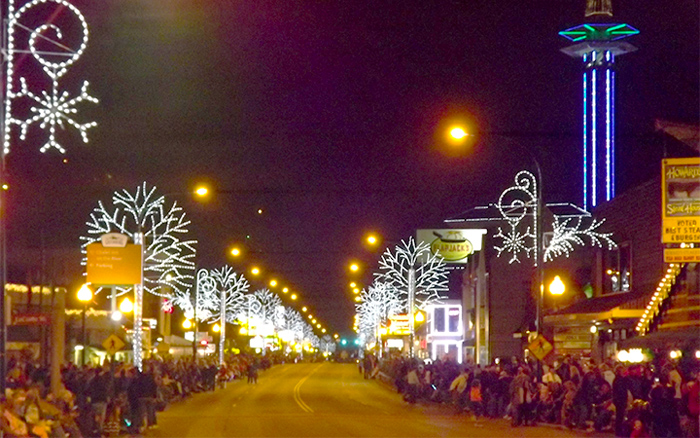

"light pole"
[77,284,93,366]
[449,127,545,335]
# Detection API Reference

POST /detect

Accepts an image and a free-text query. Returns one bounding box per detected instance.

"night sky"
[5,0,699,335]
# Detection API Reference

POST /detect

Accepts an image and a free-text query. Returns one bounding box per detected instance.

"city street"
[152,363,599,438]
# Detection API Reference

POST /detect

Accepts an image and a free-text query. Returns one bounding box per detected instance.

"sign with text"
[664,248,700,263]
[416,229,487,263]
[662,158,700,243]
[86,243,142,285]
[11,312,50,325]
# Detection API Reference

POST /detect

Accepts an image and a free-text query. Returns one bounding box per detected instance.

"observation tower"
[560,0,639,210]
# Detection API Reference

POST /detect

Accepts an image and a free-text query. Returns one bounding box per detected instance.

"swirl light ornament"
[3,0,98,155]
[493,171,538,264]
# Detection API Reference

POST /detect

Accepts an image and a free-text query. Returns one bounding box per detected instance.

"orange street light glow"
[302,307,307,312]
[194,186,209,197]
[353,288,360,294]
[450,127,468,140]
[349,282,357,288]
[230,247,241,257]
[282,287,289,293]
[349,263,360,272]
[290,294,297,300]
[251,267,261,276]
[269,279,278,287]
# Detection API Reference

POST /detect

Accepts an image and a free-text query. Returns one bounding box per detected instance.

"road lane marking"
[293,363,325,413]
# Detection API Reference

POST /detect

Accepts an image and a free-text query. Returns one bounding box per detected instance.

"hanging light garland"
[636,263,683,335]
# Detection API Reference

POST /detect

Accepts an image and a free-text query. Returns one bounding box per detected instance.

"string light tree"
[356,281,401,357]
[1,0,99,392]
[81,183,197,371]
[374,237,449,358]
[173,266,249,365]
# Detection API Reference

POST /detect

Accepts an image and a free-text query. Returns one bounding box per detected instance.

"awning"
[619,328,700,350]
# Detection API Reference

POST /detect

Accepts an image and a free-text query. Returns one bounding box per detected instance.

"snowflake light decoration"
[493,171,538,264]
[492,170,617,265]
[544,216,617,262]
[374,237,448,311]
[81,182,197,299]
[4,0,98,155]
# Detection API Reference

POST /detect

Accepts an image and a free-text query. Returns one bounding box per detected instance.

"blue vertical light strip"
[591,59,598,207]
[605,63,612,201]
[582,63,588,211]
[611,65,616,198]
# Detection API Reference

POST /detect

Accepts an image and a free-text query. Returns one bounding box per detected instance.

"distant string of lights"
[636,263,683,335]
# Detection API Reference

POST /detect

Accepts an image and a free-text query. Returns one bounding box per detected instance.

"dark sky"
[5,0,699,335]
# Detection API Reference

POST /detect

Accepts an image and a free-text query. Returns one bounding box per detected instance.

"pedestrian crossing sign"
[527,335,553,361]
[102,334,126,356]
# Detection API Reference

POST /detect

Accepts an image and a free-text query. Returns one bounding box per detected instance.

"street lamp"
[549,276,566,296]
[77,284,93,365]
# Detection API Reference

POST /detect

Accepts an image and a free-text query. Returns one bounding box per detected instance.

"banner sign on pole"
[662,157,700,244]
[86,243,142,285]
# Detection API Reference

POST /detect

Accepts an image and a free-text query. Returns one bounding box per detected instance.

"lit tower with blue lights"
[560,0,639,210]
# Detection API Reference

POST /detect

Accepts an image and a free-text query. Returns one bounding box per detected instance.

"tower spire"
[585,0,613,17]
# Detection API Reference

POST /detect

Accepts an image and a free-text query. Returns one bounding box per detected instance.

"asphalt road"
[151,362,598,437]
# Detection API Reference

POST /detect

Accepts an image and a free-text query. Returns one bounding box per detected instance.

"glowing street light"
[250,267,261,276]
[290,294,297,300]
[212,323,221,333]
[449,126,468,140]
[549,276,566,296]
[119,298,134,314]
[269,279,278,287]
[349,282,357,288]
[349,262,360,273]
[302,307,307,312]
[194,185,210,198]
[77,284,93,366]
[182,319,193,329]
[230,247,241,257]
[282,287,289,293]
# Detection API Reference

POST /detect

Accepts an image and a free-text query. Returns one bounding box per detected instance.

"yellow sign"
[102,334,126,356]
[387,314,410,335]
[664,248,700,263]
[662,158,700,243]
[86,243,142,285]
[527,335,553,361]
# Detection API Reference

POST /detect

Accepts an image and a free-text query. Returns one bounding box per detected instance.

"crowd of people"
[379,354,700,438]
[0,353,273,437]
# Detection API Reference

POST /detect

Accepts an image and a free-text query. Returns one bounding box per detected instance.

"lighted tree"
[81,182,196,370]
[82,182,197,298]
[251,288,283,326]
[374,237,449,312]
[174,266,249,323]
[356,281,401,344]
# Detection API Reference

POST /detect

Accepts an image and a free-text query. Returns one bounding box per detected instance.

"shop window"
[604,242,631,294]
[448,307,460,333]
[434,307,446,333]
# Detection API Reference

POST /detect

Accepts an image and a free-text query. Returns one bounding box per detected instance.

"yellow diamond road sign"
[102,334,126,356]
[527,335,553,361]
